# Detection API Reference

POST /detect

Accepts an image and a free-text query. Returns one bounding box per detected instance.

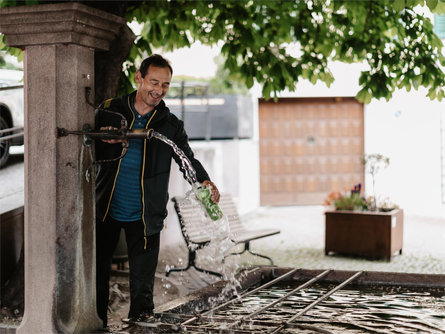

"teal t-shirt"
[109,99,152,222]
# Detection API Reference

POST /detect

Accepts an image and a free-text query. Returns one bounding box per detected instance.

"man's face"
[135,65,171,111]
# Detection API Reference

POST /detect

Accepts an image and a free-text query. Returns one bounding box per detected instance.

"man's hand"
[100,126,127,144]
[202,180,220,204]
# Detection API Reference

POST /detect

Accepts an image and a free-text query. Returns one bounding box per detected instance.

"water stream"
[150,131,197,185]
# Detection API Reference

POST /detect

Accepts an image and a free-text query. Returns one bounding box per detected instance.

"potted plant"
[323,154,403,261]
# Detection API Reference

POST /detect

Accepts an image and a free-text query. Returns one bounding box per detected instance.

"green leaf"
[309,73,318,85]
[356,88,372,104]
[433,1,445,13]
[262,81,272,98]
[221,43,230,55]
[302,68,310,79]
[426,0,439,10]
[405,82,412,92]
[323,71,335,87]
[393,0,406,11]
[427,88,437,99]
[245,75,254,89]
[0,35,6,49]
[0,0,16,8]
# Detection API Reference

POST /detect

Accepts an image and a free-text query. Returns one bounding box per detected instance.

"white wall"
[250,61,445,218]
[161,139,260,246]
[364,89,444,217]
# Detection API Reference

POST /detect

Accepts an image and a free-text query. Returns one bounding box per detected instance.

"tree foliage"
[0,52,22,69]
[208,54,250,95]
[1,0,445,103]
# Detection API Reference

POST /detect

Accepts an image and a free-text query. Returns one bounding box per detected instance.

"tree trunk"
[94,24,135,106]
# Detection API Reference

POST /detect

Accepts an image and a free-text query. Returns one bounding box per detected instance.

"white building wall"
[250,61,445,218]
[364,90,444,217]
[162,139,260,246]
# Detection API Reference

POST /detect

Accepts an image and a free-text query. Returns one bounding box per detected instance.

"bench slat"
[173,194,280,246]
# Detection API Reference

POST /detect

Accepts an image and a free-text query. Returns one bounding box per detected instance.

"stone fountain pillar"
[0,3,126,333]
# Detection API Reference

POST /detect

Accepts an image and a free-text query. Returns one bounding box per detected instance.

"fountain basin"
[138,267,445,333]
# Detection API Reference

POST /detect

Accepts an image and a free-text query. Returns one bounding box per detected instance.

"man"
[94,54,220,328]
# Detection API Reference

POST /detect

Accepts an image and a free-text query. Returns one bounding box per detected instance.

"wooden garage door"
[259,97,364,206]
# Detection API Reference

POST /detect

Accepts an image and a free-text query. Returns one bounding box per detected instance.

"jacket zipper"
[102,98,136,222]
[141,109,158,249]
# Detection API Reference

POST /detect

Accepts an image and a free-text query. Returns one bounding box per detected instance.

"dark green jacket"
[95,91,210,236]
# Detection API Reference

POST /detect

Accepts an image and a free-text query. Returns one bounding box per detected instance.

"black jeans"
[96,216,160,327]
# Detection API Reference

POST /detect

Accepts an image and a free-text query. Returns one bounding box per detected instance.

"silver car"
[0,69,24,168]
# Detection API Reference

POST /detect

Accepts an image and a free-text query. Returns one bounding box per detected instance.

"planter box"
[325,209,403,260]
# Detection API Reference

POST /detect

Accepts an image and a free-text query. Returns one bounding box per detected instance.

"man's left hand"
[202,180,220,204]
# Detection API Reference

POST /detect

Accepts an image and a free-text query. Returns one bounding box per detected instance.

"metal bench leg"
[223,245,248,262]
[166,248,222,278]
[165,249,194,277]
[193,265,223,278]
[247,249,274,266]
[224,242,274,265]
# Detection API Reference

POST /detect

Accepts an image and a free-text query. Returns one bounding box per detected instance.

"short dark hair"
[139,54,173,78]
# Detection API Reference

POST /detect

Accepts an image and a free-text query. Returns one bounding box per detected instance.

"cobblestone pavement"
[240,205,445,274]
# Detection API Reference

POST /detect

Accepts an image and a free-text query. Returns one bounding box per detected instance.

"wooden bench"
[166,194,280,277]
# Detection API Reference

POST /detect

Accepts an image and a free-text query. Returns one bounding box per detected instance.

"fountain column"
[0,3,126,333]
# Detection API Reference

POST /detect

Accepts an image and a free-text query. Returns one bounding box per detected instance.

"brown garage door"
[259,97,364,206]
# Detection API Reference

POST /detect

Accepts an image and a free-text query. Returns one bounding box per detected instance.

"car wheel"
[0,116,11,168]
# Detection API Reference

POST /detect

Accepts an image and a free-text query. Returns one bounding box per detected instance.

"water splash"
[178,190,243,306]
[151,131,243,306]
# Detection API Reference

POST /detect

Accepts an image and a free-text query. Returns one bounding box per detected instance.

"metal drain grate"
[141,268,445,333]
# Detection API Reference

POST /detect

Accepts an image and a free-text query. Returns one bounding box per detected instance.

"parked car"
[0,69,24,168]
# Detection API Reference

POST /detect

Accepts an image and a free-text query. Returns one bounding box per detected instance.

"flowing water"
[152,131,243,305]
[150,131,197,185]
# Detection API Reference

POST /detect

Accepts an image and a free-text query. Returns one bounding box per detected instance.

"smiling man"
[94,54,220,329]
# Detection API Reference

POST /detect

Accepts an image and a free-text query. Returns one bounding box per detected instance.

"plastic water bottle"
[193,182,223,221]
